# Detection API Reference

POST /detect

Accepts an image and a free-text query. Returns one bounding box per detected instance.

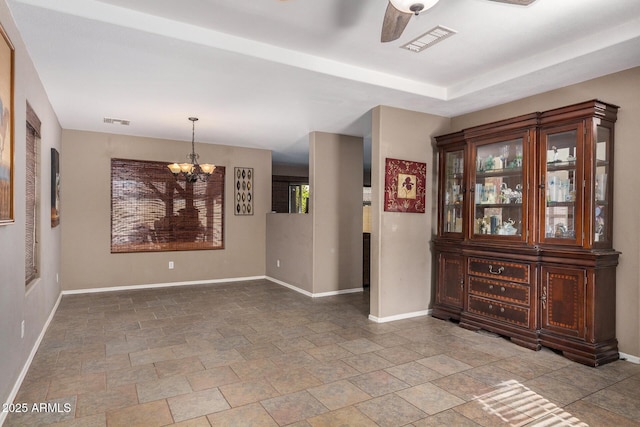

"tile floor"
[4,279,640,426]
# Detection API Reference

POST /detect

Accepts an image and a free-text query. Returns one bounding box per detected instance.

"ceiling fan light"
[389,0,439,14]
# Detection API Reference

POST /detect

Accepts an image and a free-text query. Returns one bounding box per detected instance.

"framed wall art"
[234,167,253,215]
[384,158,427,213]
[0,24,14,225]
[51,148,60,227]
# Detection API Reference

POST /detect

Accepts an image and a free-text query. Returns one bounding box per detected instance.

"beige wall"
[0,0,62,413]
[60,130,271,290]
[370,106,450,320]
[449,67,640,356]
[310,132,364,294]
[266,213,313,293]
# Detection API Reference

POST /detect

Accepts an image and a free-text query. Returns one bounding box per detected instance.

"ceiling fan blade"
[487,0,537,5]
[381,2,412,43]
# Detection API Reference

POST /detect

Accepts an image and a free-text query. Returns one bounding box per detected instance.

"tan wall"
[310,132,364,294]
[0,0,62,410]
[371,106,450,319]
[266,213,313,292]
[60,130,271,290]
[450,67,640,356]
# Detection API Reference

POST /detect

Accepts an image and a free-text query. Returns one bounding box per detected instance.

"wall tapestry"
[111,158,225,253]
[51,148,60,227]
[0,24,14,225]
[384,157,427,213]
[234,167,253,215]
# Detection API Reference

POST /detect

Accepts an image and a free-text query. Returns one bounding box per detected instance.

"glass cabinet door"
[594,124,612,246]
[540,124,583,245]
[472,136,525,239]
[442,150,464,234]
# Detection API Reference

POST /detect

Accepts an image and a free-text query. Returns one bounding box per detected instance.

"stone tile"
[384,361,442,386]
[582,388,640,421]
[106,399,173,427]
[349,370,409,397]
[308,380,370,410]
[166,416,212,427]
[229,358,282,380]
[307,344,353,362]
[207,402,279,427]
[375,345,423,364]
[524,376,591,406]
[75,384,138,418]
[154,355,205,378]
[48,413,106,427]
[565,399,636,426]
[356,394,426,427]
[270,350,318,369]
[417,354,473,376]
[136,375,192,403]
[47,372,106,400]
[396,382,465,415]
[412,409,482,426]
[453,400,533,427]
[307,406,379,427]
[129,346,177,366]
[432,372,496,402]
[338,338,384,355]
[267,367,323,394]
[167,387,230,422]
[186,366,240,391]
[219,379,280,407]
[106,364,158,389]
[305,360,361,383]
[198,349,245,369]
[261,390,328,426]
[342,352,394,373]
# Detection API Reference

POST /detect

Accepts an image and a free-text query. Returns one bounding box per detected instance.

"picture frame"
[383,158,427,213]
[234,167,253,215]
[0,24,14,225]
[51,148,60,227]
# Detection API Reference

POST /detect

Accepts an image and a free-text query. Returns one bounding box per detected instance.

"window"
[25,102,40,285]
[111,158,224,253]
[289,183,309,213]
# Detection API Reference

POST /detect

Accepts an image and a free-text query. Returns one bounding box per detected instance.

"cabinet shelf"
[547,160,577,172]
[475,167,522,178]
[475,203,522,209]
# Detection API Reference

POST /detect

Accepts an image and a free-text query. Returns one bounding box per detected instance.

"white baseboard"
[265,277,363,298]
[369,309,432,323]
[1,292,63,427]
[619,352,640,364]
[61,276,267,295]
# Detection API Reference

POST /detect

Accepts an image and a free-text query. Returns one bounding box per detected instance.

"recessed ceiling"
[7,0,640,165]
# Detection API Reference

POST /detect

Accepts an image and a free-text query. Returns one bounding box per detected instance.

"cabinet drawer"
[468,257,530,284]
[468,295,530,328]
[468,276,530,305]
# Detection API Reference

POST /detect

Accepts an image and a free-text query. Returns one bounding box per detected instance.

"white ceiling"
[7,0,640,165]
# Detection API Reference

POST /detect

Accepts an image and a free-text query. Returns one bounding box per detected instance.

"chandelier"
[167,117,215,182]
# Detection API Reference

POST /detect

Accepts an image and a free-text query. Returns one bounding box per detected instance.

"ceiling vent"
[401,25,456,53]
[103,117,130,126]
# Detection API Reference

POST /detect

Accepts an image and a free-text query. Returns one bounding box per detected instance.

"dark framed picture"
[234,167,253,215]
[51,148,60,227]
[0,24,14,225]
[384,158,427,213]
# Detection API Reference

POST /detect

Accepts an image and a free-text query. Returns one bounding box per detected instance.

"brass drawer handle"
[489,265,505,275]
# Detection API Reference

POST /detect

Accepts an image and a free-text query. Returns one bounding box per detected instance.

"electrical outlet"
[276,259,280,268]
[169,261,174,269]
[56,273,59,283]
[21,320,25,339]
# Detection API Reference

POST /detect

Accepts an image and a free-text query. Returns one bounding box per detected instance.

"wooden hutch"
[432,100,620,366]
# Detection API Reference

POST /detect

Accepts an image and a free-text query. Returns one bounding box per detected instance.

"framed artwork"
[234,167,253,215]
[0,24,14,225]
[111,158,225,253]
[51,148,60,227]
[384,158,427,213]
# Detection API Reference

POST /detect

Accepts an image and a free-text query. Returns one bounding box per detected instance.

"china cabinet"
[432,100,620,366]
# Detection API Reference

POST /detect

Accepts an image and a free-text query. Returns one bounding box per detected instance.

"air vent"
[103,117,130,126]
[401,25,456,53]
